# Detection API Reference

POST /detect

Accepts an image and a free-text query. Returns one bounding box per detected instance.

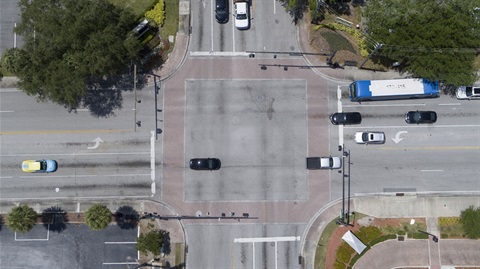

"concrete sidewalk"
[301,194,480,269]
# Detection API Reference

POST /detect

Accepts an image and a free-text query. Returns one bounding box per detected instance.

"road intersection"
[1,0,480,268]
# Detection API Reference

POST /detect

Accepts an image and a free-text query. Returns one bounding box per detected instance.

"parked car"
[330,112,362,125]
[189,158,221,170]
[22,159,58,173]
[215,0,229,23]
[405,110,437,124]
[456,85,480,100]
[320,156,342,169]
[234,1,249,30]
[354,131,385,144]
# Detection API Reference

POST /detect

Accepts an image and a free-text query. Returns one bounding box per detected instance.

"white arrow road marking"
[391,131,408,144]
[87,137,104,149]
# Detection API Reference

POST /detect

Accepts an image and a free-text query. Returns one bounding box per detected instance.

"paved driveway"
[353,239,480,268]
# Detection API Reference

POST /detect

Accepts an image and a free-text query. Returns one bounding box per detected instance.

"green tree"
[85,204,112,231]
[460,205,480,239]
[145,0,165,26]
[364,0,480,86]
[6,204,38,233]
[136,229,169,256]
[14,0,142,110]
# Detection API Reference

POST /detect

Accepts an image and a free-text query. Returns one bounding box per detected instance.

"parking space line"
[15,227,49,241]
[104,242,136,244]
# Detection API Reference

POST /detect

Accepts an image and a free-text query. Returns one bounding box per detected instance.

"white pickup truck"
[306,156,342,169]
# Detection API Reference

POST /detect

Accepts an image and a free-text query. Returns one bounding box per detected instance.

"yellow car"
[22,160,58,173]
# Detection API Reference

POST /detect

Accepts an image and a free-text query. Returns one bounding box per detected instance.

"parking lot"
[0,224,137,268]
[184,79,308,201]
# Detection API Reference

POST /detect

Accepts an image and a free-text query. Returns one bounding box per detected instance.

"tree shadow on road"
[42,206,68,233]
[115,205,140,230]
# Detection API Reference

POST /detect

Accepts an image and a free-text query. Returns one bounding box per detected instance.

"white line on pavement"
[104,242,136,244]
[233,236,300,243]
[0,111,14,113]
[344,103,426,107]
[421,170,444,172]
[344,124,480,129]
[438,103,461,106]
[19,174,150,179]
[1,152,149,157]
[151,131,156,196]
[190,51,250,57]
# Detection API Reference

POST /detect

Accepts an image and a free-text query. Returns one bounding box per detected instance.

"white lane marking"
[421,170,444,172]
[151,131,156,196]
[14,23,17,48]
[0,111,14,113]
[19,174,150,179]
[234,236,300,243]
[190,51,250,57]
[0,88,21,93]
[211,0,214,52]
[102,262,138,265]
[1,152,149,157]
[76,202,80,213]
[438,103,461,106]
[273,0,276,14]
[0,176,13,179]
[0,195,151,201]
[344,124,480,129]
[337,86,344,146]
[391,131,408,144]
[87,137,103,150]
[344,103,427,107]
[76,109,89,112]
[104,242,137,244]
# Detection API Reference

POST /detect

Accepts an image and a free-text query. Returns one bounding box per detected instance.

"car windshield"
[466,87,473,96]
[237,14,247,19]
[208,160,214,169]
[40,160,47,170]
[362,133,368,141]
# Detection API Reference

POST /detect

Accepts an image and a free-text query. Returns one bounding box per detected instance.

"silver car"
[456,86,480,100]
[355,132,385,144]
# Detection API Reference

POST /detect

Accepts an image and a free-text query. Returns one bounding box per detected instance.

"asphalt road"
[330,90,480,198]
[0,86,158,200]
[190,0,298,54]
[0,0,23,55]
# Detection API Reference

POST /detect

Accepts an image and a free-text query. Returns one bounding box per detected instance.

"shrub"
[145,0,165,26]
[397,230,406,236]
[369,234,396,246]
[460,205,480,239]
[313,23,369,57]
[336,242,354,264]
[411,232,429,239]
[334,260,345,269]
[441,233,448,239]
[356,226,381,243]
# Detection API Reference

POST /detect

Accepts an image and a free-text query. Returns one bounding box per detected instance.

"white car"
[456,86,480,100]
[320,156,342,169]
[234,1,249,30]
[355,131,385,144]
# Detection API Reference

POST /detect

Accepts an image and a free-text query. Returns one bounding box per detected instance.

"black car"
[190,158,221,170]
[215,0,229,23]
[329,112,362,125]
[405,110,437,124]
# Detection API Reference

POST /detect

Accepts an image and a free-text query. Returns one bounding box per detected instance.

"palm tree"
[6,204,38,233]
[85,204,112,230]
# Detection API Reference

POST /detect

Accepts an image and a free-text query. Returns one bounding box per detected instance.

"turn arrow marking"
[87,137,104,149]
[391,131,408,144]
